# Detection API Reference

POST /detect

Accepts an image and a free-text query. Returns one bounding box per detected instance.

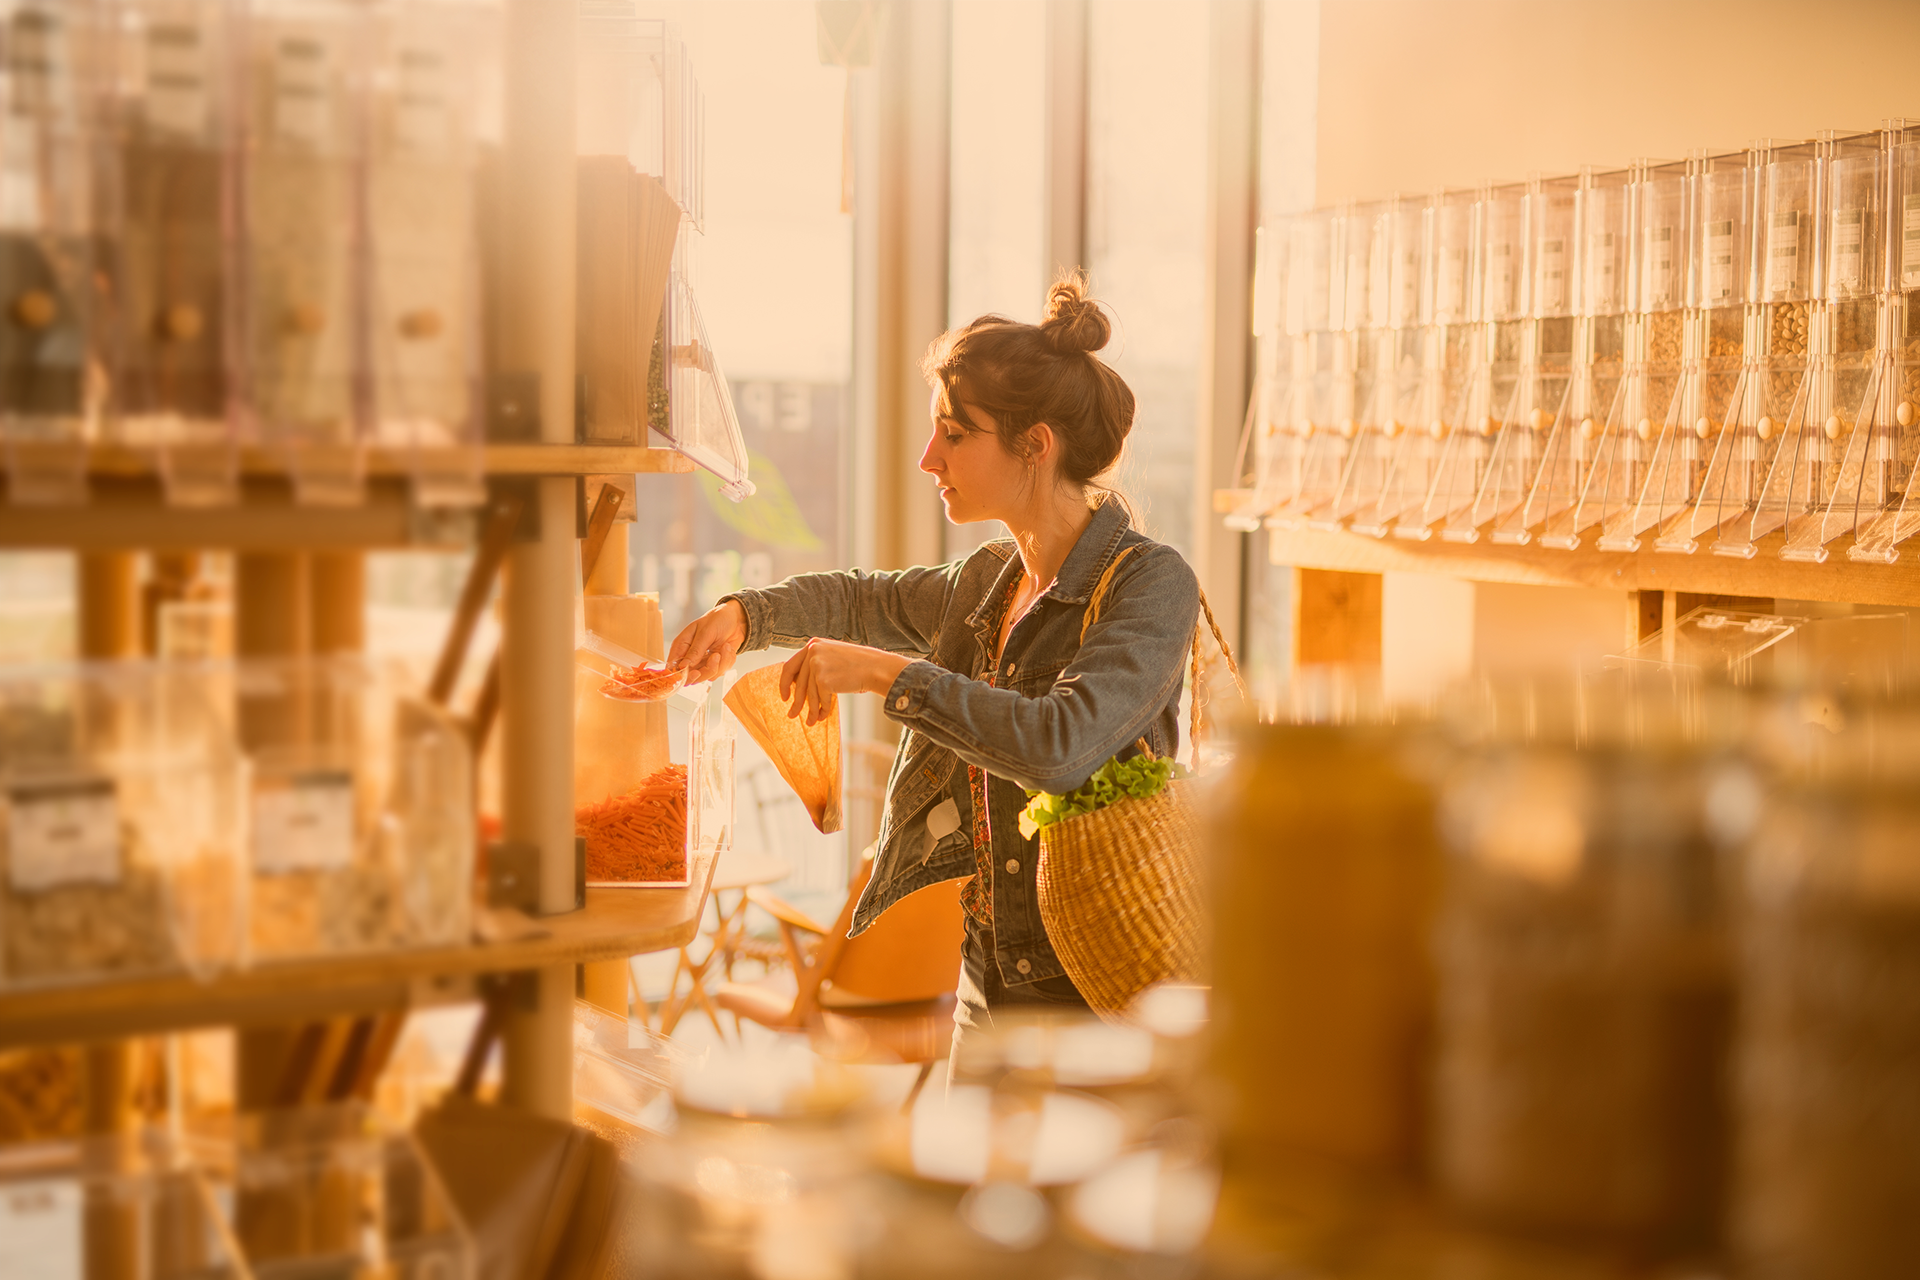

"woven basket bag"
[1035,546,1244,1021]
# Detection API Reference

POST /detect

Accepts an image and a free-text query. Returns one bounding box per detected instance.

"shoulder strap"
[1079,544,1143,644]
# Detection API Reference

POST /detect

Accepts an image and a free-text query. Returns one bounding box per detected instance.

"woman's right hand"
[668,600,748,683]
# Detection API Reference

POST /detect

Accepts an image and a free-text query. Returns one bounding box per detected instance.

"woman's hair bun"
[1040,272,1111,356]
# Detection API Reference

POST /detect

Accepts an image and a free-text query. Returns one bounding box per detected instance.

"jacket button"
[894,695,909,710]
[1015,958,1032,975]
[1006,662,1016,675]
[1004,859,1019,874]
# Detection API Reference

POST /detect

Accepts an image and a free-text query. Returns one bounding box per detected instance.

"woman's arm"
[884,548,1198,795]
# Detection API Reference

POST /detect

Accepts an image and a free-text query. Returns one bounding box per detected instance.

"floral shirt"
[960,575,1023,927]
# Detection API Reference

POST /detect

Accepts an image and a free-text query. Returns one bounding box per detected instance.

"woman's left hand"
[780,639,912,725]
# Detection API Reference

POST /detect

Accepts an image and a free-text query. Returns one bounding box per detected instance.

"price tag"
[253,770,353,874]
[396,46,449,153]
[146,21,208,138]
[0,1178,81,1279]
[1537,238,1566,313]
[1588,231,1618,312]
[1644,225,1677,309]
[272,34,330,146]
[1903,195,1920,289]
[1831,208,1865,293]
[7,777,121,893]
[1706,219,1736,303]
[8,7,62,118]
[1767,210,1801,296]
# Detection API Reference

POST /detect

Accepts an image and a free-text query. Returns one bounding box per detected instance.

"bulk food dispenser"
[1429,182,1521,542]
[1388,187,1477,540]
[0,1,104,506]
[1652,148,1756,553]
[1710,138,1820,558]
[1350,192,1430,537]
[1535,166,1632,548]
[1481,173,1577,543]
[111,0,239,508]
[1316,199,1389,529]
[1589,158,1690,551]
[1848,120,1920,562]
[1779,130,1884,561]
[1266,206,1342,529]
[364,2,493,508]
[1224,219,1294,531]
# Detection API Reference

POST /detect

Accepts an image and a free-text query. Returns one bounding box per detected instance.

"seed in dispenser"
[158,303,204,343]
[1636,417,1653,441]
[1824,415,1842,441]
[1579,417,1596,440]
[282,303,325,337]
[1757,416,1775,440]
[12,290,55,330]
[1899,401,1915,428]
[399,308,443,341]
[1695,416,1712,440]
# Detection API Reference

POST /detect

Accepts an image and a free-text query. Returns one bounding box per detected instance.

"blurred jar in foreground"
[624,1041,870,1280]
[1433,674,1750,1252]
[1734,699,1920,1280]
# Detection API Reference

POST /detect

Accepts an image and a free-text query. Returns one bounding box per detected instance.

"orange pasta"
[576,762,688,882]
[601,662,685,702]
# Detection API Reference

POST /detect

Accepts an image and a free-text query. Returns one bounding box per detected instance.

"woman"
[669,275,1200,1041]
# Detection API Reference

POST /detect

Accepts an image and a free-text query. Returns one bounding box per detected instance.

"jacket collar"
[961,496,1133,634]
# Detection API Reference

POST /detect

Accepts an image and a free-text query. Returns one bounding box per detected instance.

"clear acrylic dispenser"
[1535,167,1632,549]
[1849,121,1920,562]
[1713,139,1821,557]
[1589,159,1690,551]
[239,0,366,506]
[1484,174,1577,543]
[1390,187,1477,540]
[0,0,105,506]
[1266,207,1342,530]
[1316,199,1388,529]
[1779,130,1884,561]
[1643,150,1755,553]
[1351,193,1429,537]
[366,2,493,508]
[661,241,753,499]
[1432,183,1521,542]
[1225,219,1295,530]
[111,0,240,507]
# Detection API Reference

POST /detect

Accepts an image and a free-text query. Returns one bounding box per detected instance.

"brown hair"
[921,272,1136,500]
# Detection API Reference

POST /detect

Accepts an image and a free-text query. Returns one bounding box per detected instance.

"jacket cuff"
[882,660,944,722]
[716,590,773,654]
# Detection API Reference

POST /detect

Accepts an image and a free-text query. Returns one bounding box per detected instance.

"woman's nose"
[918,432,942,475]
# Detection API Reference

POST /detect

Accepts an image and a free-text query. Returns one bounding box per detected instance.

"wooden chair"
[711,855,964,1109]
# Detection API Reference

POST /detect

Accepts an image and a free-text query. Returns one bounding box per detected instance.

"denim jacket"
[721,498,1200,988]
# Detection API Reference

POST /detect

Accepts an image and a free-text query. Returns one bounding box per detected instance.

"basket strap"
[1079,544,1143,644]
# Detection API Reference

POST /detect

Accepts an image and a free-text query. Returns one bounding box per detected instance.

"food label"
[1767,210,1801,295]
[1903,195,1920,288]
[8,8,61,117]
[1706,219,1736,303]
[1438,246,1467,321]
[1644,225,1677,308]
[1588,231,1618,311]
[0,1178,80,1277]
[1485,241,1515,317]
[1395,245,1421,327]
[272,35,330,146]
[253,770,353,874]
[7,777,121,893]
[146,22,208,138]
[1831,208,1865,293]
[396,46,449,153]
[1536,237,1566,312]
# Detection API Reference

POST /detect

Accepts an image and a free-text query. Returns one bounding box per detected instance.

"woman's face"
[919,388,1032,526]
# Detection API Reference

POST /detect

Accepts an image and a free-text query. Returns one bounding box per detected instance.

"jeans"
[949,915,1089,1073]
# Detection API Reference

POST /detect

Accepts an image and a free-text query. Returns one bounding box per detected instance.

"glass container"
[1318,200,1392,529]
[0,662,245,988]
[1226,219,1298,530]
[1434,182,1524,542]
[1266,206,1342,530]
[1351,193,1431,538]
[1390,187,1476,540]
[108,0,239,507]
[239,657,473,962]
[1592,159,1691,551]
[660,245,753,499]
[1536,166,1632,548]
[0,0,107,506]
[1849,119,1920,562]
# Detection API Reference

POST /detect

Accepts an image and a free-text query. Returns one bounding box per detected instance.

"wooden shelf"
[1221,492,1920,608]
[75,442,696,479]
[0,847,716,1050]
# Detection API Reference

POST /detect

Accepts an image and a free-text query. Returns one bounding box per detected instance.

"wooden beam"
[1295,568,1382,667]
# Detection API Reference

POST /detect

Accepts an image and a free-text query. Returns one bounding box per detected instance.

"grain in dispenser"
[0,0,106,506]
[110,0,239,507]
[1536,166,1633,548]
[1434,180,1526,541]
[1849,119,1920,563]
[365,1,494,508]
[1351,192,1431,537]
[238,0,364,506]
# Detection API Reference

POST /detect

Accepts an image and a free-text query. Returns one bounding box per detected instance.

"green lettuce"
[1018,753,1187,839]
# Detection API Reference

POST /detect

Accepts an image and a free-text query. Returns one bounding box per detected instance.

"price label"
[1486,241,1515,318]
[396,46,449,153]
[146,21,208,138]
[7,777,120,893]
[1831,208,1865,292]
[272,34,330,146]
[1766,210,1801,296]
[1438,246,1467,321]
[1588,231,1618,312]
[1706,220,1736,303]
[253,770,353,874]
[1644,225,1677,309]
[1537,238,1567,313]
[1903,195,1920,289]
[0,1178,80,1279]
[8,7,62,117]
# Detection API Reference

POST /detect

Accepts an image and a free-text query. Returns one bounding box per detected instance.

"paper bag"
[724,664,842,833]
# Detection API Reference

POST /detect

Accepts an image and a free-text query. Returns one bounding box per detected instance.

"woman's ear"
[1025,422,1057,468]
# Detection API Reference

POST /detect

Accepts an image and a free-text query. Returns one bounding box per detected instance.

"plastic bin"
[0,662,246,988]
